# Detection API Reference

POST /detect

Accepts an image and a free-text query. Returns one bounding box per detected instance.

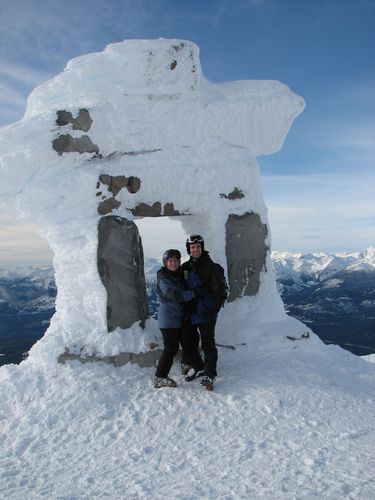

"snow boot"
[200,376,215,391]
[154,376,177,389]
[185,368,205,382]
[181,363,192,376]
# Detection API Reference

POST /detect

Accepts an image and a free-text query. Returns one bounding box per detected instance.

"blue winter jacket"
[156,267,195,329]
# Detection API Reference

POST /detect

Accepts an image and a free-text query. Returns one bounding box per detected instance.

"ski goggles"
[187,235,204,244]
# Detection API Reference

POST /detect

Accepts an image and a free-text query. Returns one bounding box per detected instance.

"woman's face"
[166,256,180,271]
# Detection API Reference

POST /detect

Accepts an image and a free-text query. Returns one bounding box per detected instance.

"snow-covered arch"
[0,39,304,364]
[97,208,268,334]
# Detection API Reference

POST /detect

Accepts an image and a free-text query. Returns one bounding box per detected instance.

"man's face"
[190,243,202,259]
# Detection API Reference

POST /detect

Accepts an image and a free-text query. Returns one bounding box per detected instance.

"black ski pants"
[155,328,181,378]
[181,319,217,379]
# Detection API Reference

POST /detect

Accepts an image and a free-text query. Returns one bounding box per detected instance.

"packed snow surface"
[1,310,374,498]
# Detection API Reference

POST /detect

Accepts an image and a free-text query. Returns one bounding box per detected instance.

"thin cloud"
[0,61,49,87]
[0,211,53,267]
[0,82,26,109]
[263,170,375,252]
[338,127,375,154]
[0,0,157,68]
[0,62,51,123]
[0,0,162,125]
[263,170,375,193]
[336,80,375,106]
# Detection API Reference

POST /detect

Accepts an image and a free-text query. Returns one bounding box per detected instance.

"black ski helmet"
[162,249,181,266]
[186,234,204,255]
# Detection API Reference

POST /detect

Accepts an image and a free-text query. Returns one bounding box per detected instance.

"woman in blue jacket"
[154,248,199,388]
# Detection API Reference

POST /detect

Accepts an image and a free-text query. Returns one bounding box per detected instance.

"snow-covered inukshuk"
[0,39,304,364]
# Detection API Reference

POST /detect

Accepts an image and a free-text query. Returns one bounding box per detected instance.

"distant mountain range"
[0,266,56,365]
[1,248,374,365]
[272,247,375,355]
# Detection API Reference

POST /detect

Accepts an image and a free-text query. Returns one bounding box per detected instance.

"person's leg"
[155,328,181,378]
[180,320,204,371]
[199,320,218,379]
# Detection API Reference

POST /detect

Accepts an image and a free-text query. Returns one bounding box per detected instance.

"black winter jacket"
[182,251,226,324]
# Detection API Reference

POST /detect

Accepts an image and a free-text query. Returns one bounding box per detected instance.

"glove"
[164,289,182,302]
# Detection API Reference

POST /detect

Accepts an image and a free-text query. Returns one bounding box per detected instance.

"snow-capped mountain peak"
[272,247,375,286]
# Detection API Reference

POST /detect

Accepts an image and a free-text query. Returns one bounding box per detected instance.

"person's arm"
[209,264,227,310]
[159,278,195,303]
[165,288,196,303]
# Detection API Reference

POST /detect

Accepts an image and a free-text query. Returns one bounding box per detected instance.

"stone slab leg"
[97,216,149,331]
[225,212,268,301]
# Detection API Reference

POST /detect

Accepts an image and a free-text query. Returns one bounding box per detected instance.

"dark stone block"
[56,110,74,127]
[98,175,141,196]
[98,198,121,215]
[219,187,245,200]
[72,109,93,132]
[52,134,99,155]
[225,212,268,300]
[97,216,149,331]
[130,202,184,217]
[131,202,162,217]
[163,203,182,216]
[56,108,93,132]
[57,349,162,367]
[127,176,141,194]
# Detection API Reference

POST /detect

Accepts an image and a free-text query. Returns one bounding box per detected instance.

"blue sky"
[0,0,374,265]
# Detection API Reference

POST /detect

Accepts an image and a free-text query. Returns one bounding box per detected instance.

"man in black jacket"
[181,235,227,391]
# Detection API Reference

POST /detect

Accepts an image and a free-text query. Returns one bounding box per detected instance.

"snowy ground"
[1,316,374,499]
